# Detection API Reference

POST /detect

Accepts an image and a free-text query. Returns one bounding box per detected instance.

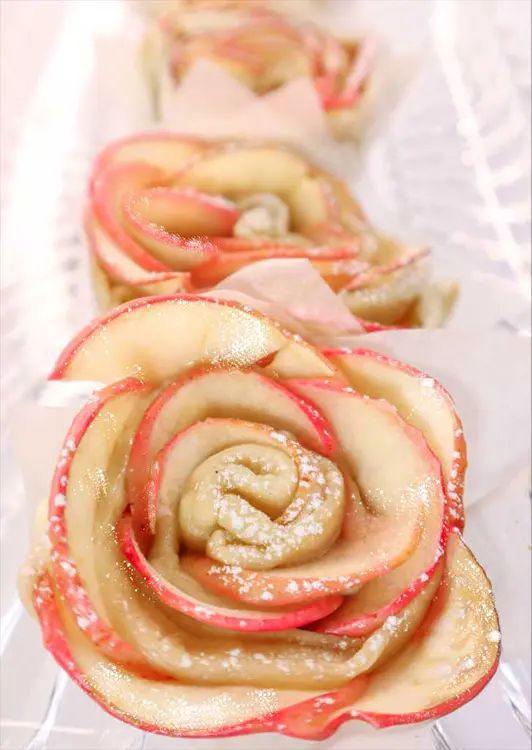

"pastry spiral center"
[179,441,345,571]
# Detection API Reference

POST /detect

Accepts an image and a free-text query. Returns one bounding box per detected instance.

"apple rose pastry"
[86,133,457,328]
[21,295,499,739]
[142,2,377,140]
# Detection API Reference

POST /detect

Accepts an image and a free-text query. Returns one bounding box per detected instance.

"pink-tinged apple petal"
[31,573,302,737]
[191,245,355,288]
[122,187,237,269]
[341,250,431,325]
[91,162,172,272]
[311,536,446,638]
[288,378,446,630]
[322,347,466,529]
[174,146,309,197]
[32,533,499,738]
[342,248,429,292]
[49,294,336,383]
[85,212,190,288]
[92,132,206,177]
[321,38,378,111]
[119,513,343,631]
[345,532,500,726]
[287,176,343,234]
[210,236,301,253]
[308,347,462,636]
[47,378,155,668]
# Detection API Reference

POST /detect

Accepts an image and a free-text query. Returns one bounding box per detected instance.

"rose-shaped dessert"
[21,295,499,739]
[87,133,457,328]
[142,1,378,140]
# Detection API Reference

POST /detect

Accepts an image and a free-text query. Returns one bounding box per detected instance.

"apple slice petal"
[85,214,189,288]
[308,347,462,635]
[313,257,367,293]
[346,533,500,726]
[34,573,359,738]
[122,187,237,270]
[321,37,377,111]
[174,146,309,197]
[287,176,341,233]
[91,162,172,272]
[312,525,446,637]
[323,347,466,529]
[342,251,430,325]
[191,245,355,288]
[119,513,343,632]
[274,535,499,736]
[48,378,154,667]
[93,132,205,176]
[32,574,303,737]
[33,534,499,738]
[50,295,336,383]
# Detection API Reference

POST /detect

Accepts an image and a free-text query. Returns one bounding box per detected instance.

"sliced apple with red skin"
[85,213,190,290]
[321,38,377,111]
[182,32,265,80]
[323,347,466,529]
[344,533,500,727]
[32,532,499,738]
[122,187,236,270]
[215,17,304,51]
[288,174,359,251]
[277,534,499,736]
[191,245,355,288]
[49,294,336,383]
[313,257,367,292]
[125,186,238,237]
[287,175,342,235]
[209,236,296,253]
[207,47,264,83]
[89,167,218,275]
[343,249,430,292]
[204,16,308,71]
[310,347,464,636]
[91,132,206,178]
[312,530,446,638]
[174,146,309,197]
[286,173,362,246]
[119,513,343,631]
[182,382,445,606]
[127,367,336,547]
[292,377,446,635]
[33,573,314,738]
[47,378,155,668]
[91,162,172,272]
[342,250,430,325]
